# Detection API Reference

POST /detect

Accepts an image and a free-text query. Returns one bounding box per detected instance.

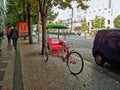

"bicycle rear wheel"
[44,46,49,62]
[67,51,84,75]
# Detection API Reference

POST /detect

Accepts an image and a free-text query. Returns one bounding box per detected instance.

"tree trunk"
[27,2,33,44]
[23,0,27,40]
[41,12,47,55]
[37,7,41,43]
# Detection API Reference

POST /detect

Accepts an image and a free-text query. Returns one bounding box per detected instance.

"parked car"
[32,31,36,36]
[92,29,120,66]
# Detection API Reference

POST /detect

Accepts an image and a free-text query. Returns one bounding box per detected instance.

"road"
[65,35,94,63]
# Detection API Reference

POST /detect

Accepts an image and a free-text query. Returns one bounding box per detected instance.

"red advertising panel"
[18,22,28,36]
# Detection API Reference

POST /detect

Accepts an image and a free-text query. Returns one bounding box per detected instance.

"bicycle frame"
[44,25,84,75]
[44,38,84,75]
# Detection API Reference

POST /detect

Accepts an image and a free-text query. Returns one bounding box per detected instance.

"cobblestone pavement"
[1,37,120,90]
[0,37,13,90]
[19,38,120,90]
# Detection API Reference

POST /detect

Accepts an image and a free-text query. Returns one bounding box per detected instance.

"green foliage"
[114,15,120,28]
[30,5,39,24]
[81,20,89,32]
[5,0,58,26]
[37,0,90,54]
[52,0,89,10]
[47,8,58,22]
[6,0,23,26]
[91,16,105,29]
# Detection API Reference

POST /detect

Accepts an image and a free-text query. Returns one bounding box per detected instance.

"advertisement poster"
[18,22,28,36]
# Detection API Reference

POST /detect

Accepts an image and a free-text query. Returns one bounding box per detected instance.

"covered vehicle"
[46,24,69,53]
[92,29,120,66]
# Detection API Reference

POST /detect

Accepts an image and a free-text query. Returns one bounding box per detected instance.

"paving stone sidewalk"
[1,37,120,90]
[17,38,120,90]
[0,36,14,90]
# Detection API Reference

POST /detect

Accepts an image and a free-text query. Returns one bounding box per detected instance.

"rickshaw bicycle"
[43,24,84,75]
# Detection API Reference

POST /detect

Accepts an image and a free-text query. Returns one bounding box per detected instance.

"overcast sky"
[54,0,120,21]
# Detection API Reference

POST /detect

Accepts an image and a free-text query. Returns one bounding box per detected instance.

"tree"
[91,16,105,29]
[6,0,89,54]
[6,0,23,26]
[81,20,89,32]
[38,0,89,55]
[114,15,120,28]
[47,8,58,23]
[6,0,58,44]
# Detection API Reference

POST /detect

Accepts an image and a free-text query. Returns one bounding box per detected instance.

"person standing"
[0,29,4,51]
[10,26,19,50]
[6,26,11,44]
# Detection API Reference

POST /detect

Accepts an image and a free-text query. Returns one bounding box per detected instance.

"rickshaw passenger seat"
[48,38,63,53]
[48,38,62,44]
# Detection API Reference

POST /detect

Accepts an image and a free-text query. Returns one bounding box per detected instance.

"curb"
[18,40,25,90]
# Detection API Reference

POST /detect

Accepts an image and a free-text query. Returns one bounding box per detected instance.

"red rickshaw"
[44,24,84,75]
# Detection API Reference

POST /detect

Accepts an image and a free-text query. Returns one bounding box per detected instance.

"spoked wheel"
[67,51,84,75]
[44,46,49,62]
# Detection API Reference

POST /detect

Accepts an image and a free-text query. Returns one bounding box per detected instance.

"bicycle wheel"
[43,46,49,62]
[67,51,84,75]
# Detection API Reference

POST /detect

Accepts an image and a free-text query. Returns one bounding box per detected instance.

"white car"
[32,31,36,36]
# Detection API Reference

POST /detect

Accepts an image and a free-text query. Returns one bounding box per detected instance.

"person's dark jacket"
[10,28,19,39]
[0,32,4,37]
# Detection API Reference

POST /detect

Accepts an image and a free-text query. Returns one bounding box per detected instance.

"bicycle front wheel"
[43,46,49,62]
[67,51,84,75]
